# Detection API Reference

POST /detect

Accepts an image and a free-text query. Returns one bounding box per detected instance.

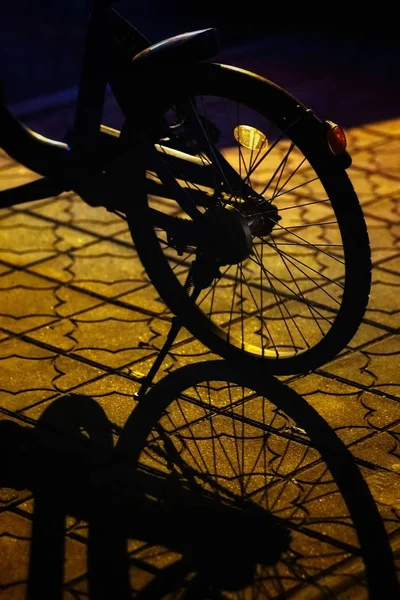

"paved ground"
[0,28,399,600]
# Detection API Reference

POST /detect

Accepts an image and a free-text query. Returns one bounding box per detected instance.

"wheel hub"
[204,204,253,266]
[189,201,281,290]
[189,204,252,290]
[246,200,281,236]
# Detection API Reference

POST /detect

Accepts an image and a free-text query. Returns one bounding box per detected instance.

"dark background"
[1,1,399,129]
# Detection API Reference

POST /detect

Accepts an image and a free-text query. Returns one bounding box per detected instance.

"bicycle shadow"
[1,361,398,599]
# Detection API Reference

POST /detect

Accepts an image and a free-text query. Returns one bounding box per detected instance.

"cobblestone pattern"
[0,117,399,598]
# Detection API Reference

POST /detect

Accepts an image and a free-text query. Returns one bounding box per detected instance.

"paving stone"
[0,509,88,599]
[1,93,400,597]
[10,195,64,214]
[123,387,374,596]
[117,283,173,313]
[0,150,14,169]
[348,132,400,181]
[0,163,39,192]
[0,270,104,340]
[30,243,147,300]
[373,259,400,292]
[364,469,400,528]
[288,373,397,444]
[12,193,78,219]
[349,168,400,204]
[0,511,31,595]
[363,195,400,224]
[0,210,57,266]
[352,429,400,475]
[115,338,214,387]
[346,123,389,152]
[360,430,400,538]
[0,337,57,411]
[32,309,161,370]
[365,214,399,264]
[369,257,400,327]
[335,323,392,359]
[323,335,400,396]
[21,374,139,433]
[0,488,32,509]
[365,118,400,136]
[0,337,109,414]
[47,193,127,234]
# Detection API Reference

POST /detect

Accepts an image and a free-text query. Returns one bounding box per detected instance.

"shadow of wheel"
[116,360,399,599]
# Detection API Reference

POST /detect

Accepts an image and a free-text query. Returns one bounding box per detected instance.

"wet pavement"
[0,22,400,600]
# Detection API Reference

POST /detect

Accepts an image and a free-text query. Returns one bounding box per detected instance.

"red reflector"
[326,121,347,155]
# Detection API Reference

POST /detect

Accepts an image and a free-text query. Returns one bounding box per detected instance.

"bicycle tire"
[125,63,371,374]
[115,360,398,599]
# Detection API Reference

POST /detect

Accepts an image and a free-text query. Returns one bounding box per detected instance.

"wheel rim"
[146,94,349,363]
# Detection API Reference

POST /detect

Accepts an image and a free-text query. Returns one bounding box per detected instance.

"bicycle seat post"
[70,1,110,156]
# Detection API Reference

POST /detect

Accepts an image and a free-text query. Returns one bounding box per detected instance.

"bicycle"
[0,0,371,374]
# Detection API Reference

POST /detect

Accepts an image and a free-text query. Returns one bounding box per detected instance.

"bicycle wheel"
[115,361,398,598]
[125,63,371,374]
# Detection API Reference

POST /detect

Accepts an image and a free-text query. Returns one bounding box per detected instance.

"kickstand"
[134,280,201,400]
[134,316,182,400]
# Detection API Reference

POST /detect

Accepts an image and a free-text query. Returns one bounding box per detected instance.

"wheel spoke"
[248,254,335,328]
[135,363,384,597]
[252,245,308,352]
[265,234,345,295]
[132,78,369,369]
[270,219,346,265]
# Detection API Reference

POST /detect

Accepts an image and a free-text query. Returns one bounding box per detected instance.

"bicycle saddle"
[132,28,220,66]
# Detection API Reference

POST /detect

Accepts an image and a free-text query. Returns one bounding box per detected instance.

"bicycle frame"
[0,0,351,234]
[0,0,220,217]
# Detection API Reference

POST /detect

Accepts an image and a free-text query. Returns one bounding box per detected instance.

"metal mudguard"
[132,29,220,67]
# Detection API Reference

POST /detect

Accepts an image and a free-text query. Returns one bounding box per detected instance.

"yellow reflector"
[234,125,267,151]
